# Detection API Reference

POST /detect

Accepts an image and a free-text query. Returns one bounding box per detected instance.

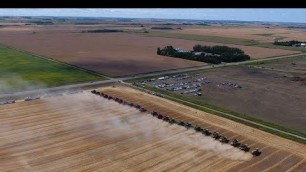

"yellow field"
[0,87,305,171]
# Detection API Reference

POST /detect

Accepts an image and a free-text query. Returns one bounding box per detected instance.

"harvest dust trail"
[69,92,252,160]
[0,73,46,95]
[1,89,304,171]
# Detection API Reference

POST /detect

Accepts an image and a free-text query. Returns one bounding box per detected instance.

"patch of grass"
[125,80,306,144]
[244,61,266,66]
[0,45,106,94]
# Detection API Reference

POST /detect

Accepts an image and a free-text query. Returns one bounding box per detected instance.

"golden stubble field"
[0,86,305,171]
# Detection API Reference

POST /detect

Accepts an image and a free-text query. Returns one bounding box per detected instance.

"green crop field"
[0,45,106,94]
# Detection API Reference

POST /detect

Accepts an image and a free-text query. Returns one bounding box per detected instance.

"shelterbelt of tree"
[157,44,250,64]
[273,40,306,47]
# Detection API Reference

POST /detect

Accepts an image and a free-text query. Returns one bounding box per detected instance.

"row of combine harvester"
[91,90,147,112]
[150,111,261,156]
[0,100,15,105]
[91,89,261,157]
[0,96,39,105]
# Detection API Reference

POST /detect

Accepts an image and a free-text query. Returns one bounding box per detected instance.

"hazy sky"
[0,8,305,23]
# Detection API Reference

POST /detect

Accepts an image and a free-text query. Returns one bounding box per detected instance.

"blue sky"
[0,9,305,23]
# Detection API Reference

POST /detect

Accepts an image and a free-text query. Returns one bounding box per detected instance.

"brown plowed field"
[0,27,299,77]
[1,86,305,171]
[0,30,205,77]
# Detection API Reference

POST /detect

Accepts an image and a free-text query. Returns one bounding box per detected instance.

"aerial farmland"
[0,22,301,77]
[0,10,306,172]
[1,86,305,171]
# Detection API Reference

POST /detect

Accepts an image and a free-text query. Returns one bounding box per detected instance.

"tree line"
[82,29,124,33]
[273,40,305,46]
[157,44,250,64]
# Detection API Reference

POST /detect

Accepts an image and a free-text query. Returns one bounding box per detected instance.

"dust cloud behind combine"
[0,73,46,94]
[1,90,304,171]
[45,92,253,161]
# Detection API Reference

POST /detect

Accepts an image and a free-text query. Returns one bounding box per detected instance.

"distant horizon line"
[1,15,306,25]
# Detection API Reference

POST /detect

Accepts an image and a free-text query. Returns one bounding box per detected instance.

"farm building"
[175,48,189,53]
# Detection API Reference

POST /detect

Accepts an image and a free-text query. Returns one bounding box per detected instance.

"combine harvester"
[24,96,40,101]
[239,144,250,152]
[0,100,15,105]
[230,139,241,147]
[219,136,229,143]
[251,148,261,156]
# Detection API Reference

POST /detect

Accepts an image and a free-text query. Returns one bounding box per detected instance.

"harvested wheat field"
[170,26,306,43]
[0,30,299,76]
[1,86,305,171]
